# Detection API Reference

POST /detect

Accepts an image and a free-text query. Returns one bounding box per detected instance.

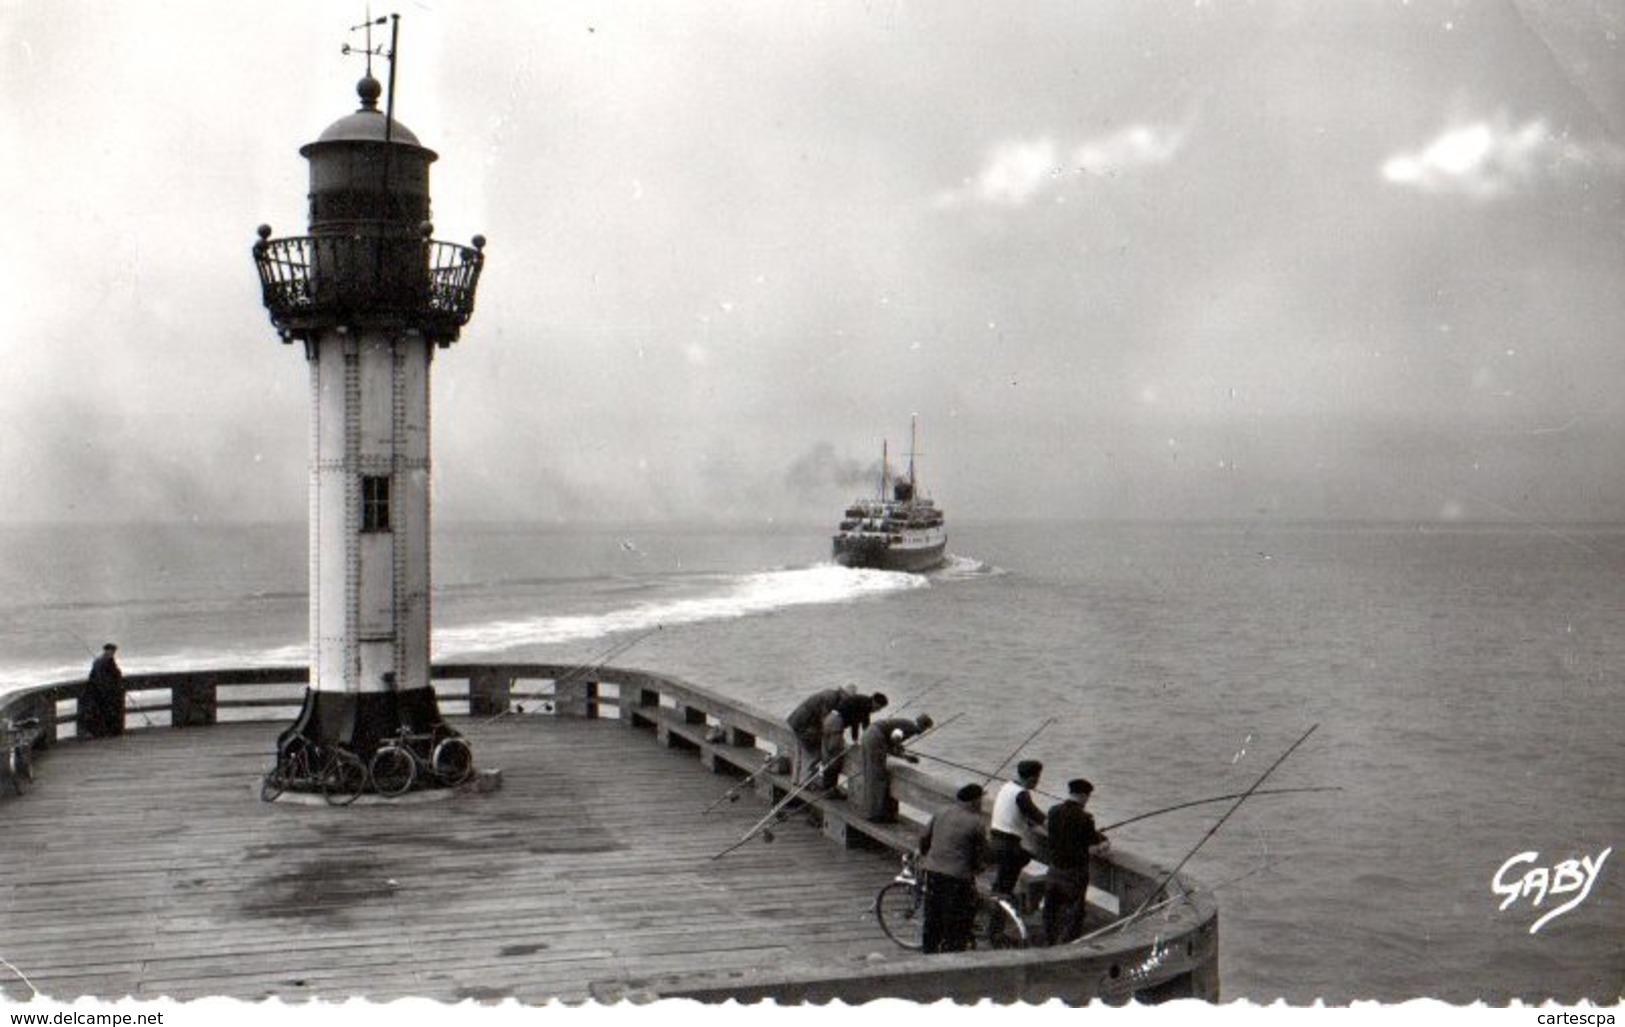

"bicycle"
[2,717,40,797]
[873,851,1028,951]
[367,725,474,798]
[260,738,368,806]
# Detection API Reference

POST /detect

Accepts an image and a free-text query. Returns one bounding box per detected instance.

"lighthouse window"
[361,475,392,533]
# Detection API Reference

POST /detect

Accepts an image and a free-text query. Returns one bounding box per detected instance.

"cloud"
[936,121,1190,208]
[1070,123,1189,175]
[954,137,1065,208]
[1381,116,1625,199]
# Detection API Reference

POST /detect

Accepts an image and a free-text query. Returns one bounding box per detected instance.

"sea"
[1,518,1620,1007]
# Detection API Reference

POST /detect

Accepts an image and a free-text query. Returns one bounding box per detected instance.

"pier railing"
[1,664,1218,1003]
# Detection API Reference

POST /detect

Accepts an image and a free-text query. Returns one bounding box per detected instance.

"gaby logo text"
[1490,847,1611,934]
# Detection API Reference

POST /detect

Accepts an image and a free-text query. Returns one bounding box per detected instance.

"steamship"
[832,418,947,573]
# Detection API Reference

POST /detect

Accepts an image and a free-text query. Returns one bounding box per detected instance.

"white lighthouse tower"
[251,21,485,785]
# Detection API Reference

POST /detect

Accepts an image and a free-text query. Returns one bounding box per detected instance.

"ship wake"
[433,565,928,657]
[0,565,941,692]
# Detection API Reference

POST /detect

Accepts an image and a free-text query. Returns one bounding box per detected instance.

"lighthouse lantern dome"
[299,74,437,234]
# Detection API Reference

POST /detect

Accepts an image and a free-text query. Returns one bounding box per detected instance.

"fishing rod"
[856,676,957,761]
[702,702,961,816]
[700,752,780,815]
[795,709,960,796]
[702,676,948,814]
[1129,723,1319,919]
[889,676,948,717]
[824,675,946,751]
[711,742,857,860]
[1098,786,1342,833]
[905,749,1336,823]
[900,711,960,750]
[738,731,924,851]
[64,631,155,730]
[982,716,1055,789]
[798,709,960,800]
[712,709,944,856]
[907,749,1066,803]
[1073,857,1285,946]
[521,628,653,700]
[550,624,661,690]
[711,705,965,854]
[481,624,663,725]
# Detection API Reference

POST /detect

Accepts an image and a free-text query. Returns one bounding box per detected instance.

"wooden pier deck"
[0,717,909,1003]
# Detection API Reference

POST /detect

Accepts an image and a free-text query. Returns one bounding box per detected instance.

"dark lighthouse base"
[274,685,473,796]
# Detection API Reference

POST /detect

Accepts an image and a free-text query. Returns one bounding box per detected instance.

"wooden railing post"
[656,700,707,750]
[171,680,218,728]
[36,694,59,748]
[468,669,513,717]
[619,684,660,727]
[555,677,599,718]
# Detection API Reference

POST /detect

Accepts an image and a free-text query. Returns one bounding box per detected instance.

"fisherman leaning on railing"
[853,714,934,823]
[784,685,888,792]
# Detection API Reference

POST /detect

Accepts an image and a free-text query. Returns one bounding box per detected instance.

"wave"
[0,642,313,701]
[933,553,1004,579]
[433,564,928,657]
[0,590,305,618]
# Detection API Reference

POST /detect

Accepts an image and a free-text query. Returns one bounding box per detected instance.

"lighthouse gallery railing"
[253,233,484,339]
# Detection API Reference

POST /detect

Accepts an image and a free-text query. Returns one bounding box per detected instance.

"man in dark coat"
[85,643,124,738]
[854,713,932,822]
[785,686,887,789]
[919,782,989,954]
[815,689,889,794]
[786,686,849,785]
[1042,777,1110,945]
[833,689,888,743]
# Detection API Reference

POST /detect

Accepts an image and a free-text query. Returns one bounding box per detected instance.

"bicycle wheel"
[431,736,474,785]
[875,881,926,950]
[322,750,368,806]
[260,754,292,802]
[975,894,1028,950]
[369,745,417,797]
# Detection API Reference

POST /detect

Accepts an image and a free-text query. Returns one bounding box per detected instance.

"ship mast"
[907,415,919,492]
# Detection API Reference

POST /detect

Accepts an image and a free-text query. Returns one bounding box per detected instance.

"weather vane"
[341,10,396,78]
[339,11,402,143]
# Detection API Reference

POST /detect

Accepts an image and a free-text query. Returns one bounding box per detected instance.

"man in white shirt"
[989,759,1045,897]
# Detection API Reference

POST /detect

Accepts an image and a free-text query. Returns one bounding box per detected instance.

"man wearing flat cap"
[1042,777,1110,945]
[990,759,1045,897]
[918,782,989,953]
[855,713,933,823]
[84,643,124,738]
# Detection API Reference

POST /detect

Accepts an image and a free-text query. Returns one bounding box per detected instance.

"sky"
[2,0,1622,526]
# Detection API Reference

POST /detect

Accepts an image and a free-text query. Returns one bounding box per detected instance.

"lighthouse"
[251,23,485,788]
